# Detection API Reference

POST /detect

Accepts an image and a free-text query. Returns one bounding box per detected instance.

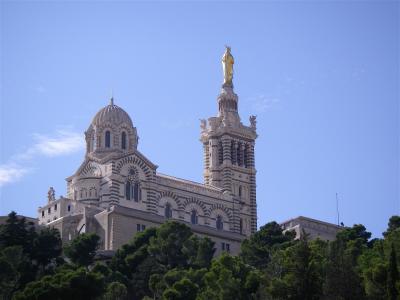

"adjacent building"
[280,216,343,241]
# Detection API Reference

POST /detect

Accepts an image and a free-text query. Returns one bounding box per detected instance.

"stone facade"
[280,216,344,241]
[38,59,257,255]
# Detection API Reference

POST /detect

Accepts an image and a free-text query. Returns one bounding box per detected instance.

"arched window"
[218,141,223,165]
[191,210,198,225]
[230,141,236,165]
[238,186,242,198]
[121,132,127,150]
[91,135,95,151]
[244,144,248,168]
[133,182,140,202]
[105,131,111,148]
[240,218,243,234]
[126,181,140,201]
[237,142,242,166]
[165,203,172,219]
[216,215,223,230]
[126,181,132,200]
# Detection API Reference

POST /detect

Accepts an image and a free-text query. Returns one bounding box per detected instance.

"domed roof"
[91,98,133,128]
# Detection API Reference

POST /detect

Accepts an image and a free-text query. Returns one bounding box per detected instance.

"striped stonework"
[200,83,258,238]
[39,53,258,254]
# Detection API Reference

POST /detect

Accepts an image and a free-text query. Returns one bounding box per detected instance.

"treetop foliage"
[0,211,399,300]
[64,232,100,267]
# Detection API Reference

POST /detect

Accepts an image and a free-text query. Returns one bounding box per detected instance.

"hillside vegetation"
[0,211,399,300]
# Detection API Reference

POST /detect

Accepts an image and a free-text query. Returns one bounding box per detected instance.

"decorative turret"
[200,47,258,235]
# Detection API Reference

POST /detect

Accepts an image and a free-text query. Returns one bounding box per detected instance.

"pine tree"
[387,243,399,300]
[0,211,36,252]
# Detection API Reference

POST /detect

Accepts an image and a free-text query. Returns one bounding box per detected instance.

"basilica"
[38,47,257,255]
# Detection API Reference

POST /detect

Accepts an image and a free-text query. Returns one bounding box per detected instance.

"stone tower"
[200,47,258,235]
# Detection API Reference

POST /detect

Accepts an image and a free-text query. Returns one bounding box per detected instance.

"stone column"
[240,143,245,167]
[139,175,158,214]
[218,141,223,165]
[210,138,218,167]
[244,143,248,168]
[108,165,120,206]
[222,136,233,192]
[231,140,238,165]
[203,143,210,185]
[247,143,257,233]
[222,136,231,164]
[96,134,101,149]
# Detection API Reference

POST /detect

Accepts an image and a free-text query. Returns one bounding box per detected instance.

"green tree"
[33,227,62,270]
[111,227,157,274]
[325,225,369,300]
[111,222,214,300]
[111,227,162,300]
[148,221,194,269]
[162,277,198,300]
[336,224,371,244]
[240,221,295,269]
[267,235,325,300]
[197,253,261,300]
[387,243,399,300]
[0,246,27,299]
[150,268,207,300]
[183,235,215,269]
[384,216,400,237]
[0,212,64,298]
[103,281,128,300]
[0,211,36,255]
[64,233,100,267]
[13,267,105,300]
[359,238,387,299]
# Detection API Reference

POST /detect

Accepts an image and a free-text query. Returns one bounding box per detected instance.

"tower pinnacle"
[200,47,258,234]
[218,47,239,121]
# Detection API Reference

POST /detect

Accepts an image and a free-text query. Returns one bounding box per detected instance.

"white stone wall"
[281,216,343,241]
[38,197,77,225]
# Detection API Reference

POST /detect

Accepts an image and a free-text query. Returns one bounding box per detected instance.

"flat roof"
[280,215,343,230]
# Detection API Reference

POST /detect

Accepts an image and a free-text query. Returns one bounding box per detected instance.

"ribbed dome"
[91,99,133,128]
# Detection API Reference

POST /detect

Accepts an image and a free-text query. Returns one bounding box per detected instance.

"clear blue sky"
[0,1,398,238]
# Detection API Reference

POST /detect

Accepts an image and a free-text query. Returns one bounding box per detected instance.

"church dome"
[91,98,133,128]
[85,98,138,156]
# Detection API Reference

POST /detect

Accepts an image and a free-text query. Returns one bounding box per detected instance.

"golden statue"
[222,46,234,85]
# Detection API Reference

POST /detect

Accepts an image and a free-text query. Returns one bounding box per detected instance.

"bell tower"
[200,47,258,235]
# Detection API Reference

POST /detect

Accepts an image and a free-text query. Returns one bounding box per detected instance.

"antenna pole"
[336,192,340,226]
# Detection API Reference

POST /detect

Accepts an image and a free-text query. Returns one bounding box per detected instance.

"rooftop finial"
[110,89,114,105]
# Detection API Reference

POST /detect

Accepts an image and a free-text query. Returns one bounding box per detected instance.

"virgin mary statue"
[222,46,234,86]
